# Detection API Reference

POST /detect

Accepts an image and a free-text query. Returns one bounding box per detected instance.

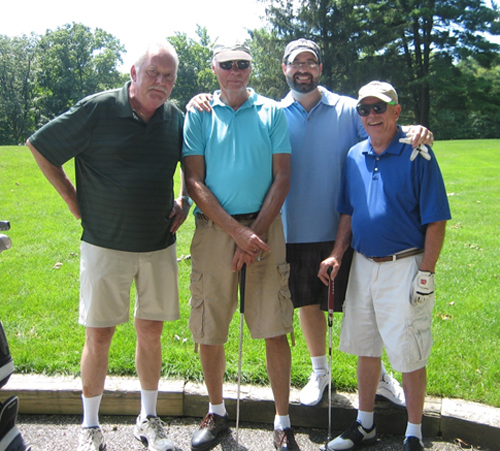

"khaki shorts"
[189,214,294,344]
[340,251,434,373]
[79,242,180,327]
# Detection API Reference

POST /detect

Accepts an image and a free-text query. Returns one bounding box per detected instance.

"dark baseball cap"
[283,38,322,63]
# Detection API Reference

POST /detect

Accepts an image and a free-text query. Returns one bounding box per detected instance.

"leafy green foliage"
[167,26,218,109]
[37,23,126,119]
[0,34,39,144]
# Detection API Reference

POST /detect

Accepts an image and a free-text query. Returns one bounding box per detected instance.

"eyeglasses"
[356,101,395,117]
[286,61,319,69]
[219,60,251,71]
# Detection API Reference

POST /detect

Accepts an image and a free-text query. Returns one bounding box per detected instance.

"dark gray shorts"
[286,242,354,312]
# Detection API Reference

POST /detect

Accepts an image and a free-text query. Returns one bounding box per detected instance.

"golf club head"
[0,235,12,253]
[0,221,10,231]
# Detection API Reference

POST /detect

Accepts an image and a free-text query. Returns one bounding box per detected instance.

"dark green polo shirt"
[30,82,184,252]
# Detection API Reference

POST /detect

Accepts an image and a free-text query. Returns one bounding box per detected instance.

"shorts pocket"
[277,261,293,329]
[405,314,433,363]
[189,270,205,338]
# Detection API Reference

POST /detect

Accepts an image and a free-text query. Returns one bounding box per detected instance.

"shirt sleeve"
[29,99,96,167]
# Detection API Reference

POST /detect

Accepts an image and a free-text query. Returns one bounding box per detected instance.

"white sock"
[140,388,158,421]
[405,422,422,441]
[208,401,227,417]
[274,414,291,430]
[380,361,387,380]
[81,394,102,428]
[311,355,328,375]
[357,410,374,430]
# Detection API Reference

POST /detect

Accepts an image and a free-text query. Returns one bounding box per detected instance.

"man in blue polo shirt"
[318,81,451,451]
[183,41,299,451]
[27,42,190,451]
[280,39,435,408]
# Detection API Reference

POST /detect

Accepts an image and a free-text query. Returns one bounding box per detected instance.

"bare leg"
[199,344,226,405]
[265,335,291,416]
[135,318,164,390]
[402,367,426,424]
[81,326,115,397]
[357,356,381,413]
[299,304,326,357]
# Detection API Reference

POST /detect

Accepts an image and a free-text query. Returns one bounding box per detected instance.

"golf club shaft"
[327,267,335,448]
[236,263,247,444]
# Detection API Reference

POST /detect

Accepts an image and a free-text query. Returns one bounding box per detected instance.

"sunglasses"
[356,101,396,117]
[219,60,251,71]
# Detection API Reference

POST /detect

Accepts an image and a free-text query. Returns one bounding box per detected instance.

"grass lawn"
[0,140,499,406]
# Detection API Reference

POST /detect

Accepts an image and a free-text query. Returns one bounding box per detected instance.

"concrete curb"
[3,374,500,450]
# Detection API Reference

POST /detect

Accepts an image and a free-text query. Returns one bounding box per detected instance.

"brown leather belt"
[366,248,424,263]
[196,212,259,222]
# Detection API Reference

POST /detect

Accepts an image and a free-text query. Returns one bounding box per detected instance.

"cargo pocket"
[277,261,293,330]
[188,270,205,339]
[405,314,433,363]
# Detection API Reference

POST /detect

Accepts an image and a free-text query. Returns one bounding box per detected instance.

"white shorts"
[339,251,434,373]
[79,242,180,327]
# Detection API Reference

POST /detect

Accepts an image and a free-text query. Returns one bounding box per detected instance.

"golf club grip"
[239,264,246,314]
[327,266,334,327]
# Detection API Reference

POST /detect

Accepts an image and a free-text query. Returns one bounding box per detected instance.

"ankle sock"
[357,410,374,430]
[311,355,328,375]
[139,388,158,421]
[81,394,102,428]
[208,401,227,417]
[274,414,291,430]
[405,422,422,441]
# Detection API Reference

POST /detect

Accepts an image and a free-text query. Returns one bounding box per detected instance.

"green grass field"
[0,140,499,406]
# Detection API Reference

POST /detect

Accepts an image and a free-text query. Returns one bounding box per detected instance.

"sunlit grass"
[1,141,499,406]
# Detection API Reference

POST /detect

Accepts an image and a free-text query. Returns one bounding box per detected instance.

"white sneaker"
[77,427,106,451]
[134,415,174,451]
[376,372,406,407]
[299,371,329,406]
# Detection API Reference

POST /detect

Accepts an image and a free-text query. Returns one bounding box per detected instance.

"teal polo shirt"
[182,88,291,215]
[29,82,184,252]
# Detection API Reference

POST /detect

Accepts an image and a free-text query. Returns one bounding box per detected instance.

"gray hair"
[133,41,179,72]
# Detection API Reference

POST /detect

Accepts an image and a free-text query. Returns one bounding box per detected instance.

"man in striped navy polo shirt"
[27,41,190,451]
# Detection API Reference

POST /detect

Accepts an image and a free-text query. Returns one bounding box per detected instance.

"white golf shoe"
[299,371,329,406]
[376,372,406,407]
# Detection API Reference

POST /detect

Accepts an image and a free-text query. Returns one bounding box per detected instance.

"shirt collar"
[212,87,261,110]
[281,86,341,110]
[118,81,168,123]
[363,126,406,156]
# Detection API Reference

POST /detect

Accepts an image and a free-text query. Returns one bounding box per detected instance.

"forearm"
[27,140,79,217]
[330,214,353,262]
[420,220,447,272]
[251,171,290,237]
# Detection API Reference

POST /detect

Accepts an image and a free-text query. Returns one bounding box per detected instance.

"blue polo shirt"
[338,127,451,257]
[280,87,366,243]
[182,88,291,215]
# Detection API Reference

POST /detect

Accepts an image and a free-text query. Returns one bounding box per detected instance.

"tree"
[0,34,39,144]
[37,23,126,120]
[248,28,289,100]
[167,26,218,109]
[260,0,500,129]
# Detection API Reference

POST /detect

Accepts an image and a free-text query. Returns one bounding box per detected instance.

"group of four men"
[28,36,450,451]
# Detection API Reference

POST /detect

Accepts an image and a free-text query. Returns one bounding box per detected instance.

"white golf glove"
[411,270,435,305]
[399,136,432,161]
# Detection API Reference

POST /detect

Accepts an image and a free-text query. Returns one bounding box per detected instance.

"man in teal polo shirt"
[183,41,299,451]
[27,42,190,451]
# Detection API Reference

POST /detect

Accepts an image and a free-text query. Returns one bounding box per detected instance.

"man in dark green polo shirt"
[26,41,190,451]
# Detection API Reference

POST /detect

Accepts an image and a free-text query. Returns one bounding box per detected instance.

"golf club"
[236,263,246,445]
[325,266,335,451]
